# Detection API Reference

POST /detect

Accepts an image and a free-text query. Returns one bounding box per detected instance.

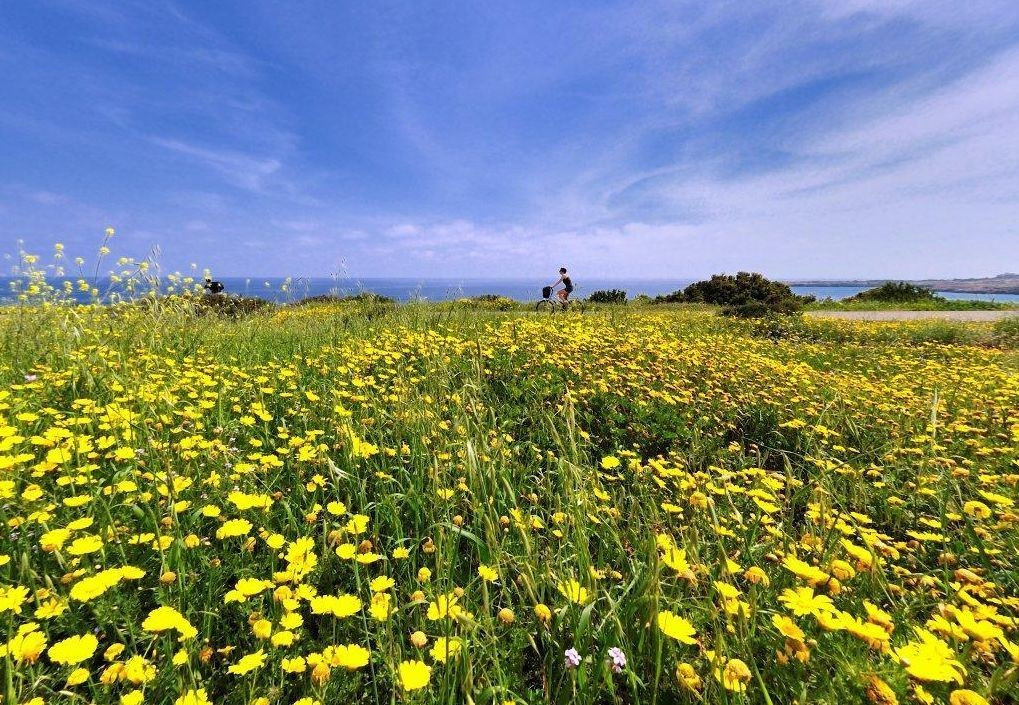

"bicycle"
[535,286,585,313]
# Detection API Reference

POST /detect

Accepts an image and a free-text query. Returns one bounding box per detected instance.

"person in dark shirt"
[550,267,574,304]
[203,277,225,295]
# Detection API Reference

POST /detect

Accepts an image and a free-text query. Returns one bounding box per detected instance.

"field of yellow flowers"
[0,300,1016,705]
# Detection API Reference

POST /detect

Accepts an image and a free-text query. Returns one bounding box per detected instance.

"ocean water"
[3,276,1019,304]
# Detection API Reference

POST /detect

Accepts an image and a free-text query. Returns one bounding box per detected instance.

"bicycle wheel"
[535,299,557,314]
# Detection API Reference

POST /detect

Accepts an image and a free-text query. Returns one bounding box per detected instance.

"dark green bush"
[587,289,627,304]
[655,272,811,317]
[193,294,275,318]
[723,300,803,318]
[849,282,943,303]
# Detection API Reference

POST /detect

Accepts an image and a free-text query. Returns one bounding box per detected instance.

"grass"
[0,299,1016,705]
[807,298,1018,311]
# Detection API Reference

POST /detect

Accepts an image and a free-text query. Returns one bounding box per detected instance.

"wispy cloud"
[151,138,283,193]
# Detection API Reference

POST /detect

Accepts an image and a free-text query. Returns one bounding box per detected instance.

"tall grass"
[0,300,1016,705]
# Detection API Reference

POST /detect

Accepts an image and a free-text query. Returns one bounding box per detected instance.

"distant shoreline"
[4,275,1019,304]
[786,274,1019,295]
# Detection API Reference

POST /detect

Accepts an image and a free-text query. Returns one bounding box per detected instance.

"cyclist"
[549,267,574,304]
[203,277,225,295]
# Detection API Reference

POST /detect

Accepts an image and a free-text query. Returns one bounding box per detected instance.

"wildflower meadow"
[0,248,1017,705]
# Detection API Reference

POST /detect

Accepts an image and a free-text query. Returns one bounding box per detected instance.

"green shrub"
[723,300,803,318]
[191,294,275,318]
[442,295,518,311]
[587,289,627,304]
[290,292,396,306]
[655,272,811,317]
[849,282,943,303]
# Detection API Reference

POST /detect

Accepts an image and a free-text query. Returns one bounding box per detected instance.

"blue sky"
[2,0,1018,279]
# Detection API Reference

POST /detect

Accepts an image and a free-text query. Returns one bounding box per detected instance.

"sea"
[3,277,1019,304]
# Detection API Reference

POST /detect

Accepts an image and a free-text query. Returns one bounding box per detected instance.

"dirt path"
[807,310,1018,322]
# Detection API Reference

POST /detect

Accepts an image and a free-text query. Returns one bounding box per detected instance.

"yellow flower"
[962,501,991,519]
[227,649,266,675]
[478,564,498,582]
[48,633,99,664]
[280,612,303,630]
[534,603,552,623]
[430,636,463,663]
[779,587,836,618]
[369,592,393,621]
[864,675,898,705]
[122,655,158,684]
[228,491,273,511]
[949,690,988,705]
[369,575,395,592]
[67,667,90,686]
[66,535,104,555]
[345,514,370,534]
[676,662,702,691]
[271,630,295,647]
[398,659,432,691]
[894,629,965,683]
[657,611,697,645]
[829,560,856,581]
[772,614,805,642]
[141,606,198,640]
[282,656,306,673]
[714,658,752,693]
[952,609,1003,643]
[782,555,830,585]
[35,598,67,620]
[7,629,47,663]
[70,567,136,602]
[252,619,272,640]
[310,594,361,618]
[427,593,462,620]
[120,690,144,705]
[216,519,253,540]
[329,644,370,670]
[0,585,30,614]
[556,579,590,605]
[743,566,770,586]
[235,578,273,598]
[174,689,211,705]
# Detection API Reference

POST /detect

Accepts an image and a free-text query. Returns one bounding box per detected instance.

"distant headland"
[787,273,1019,295]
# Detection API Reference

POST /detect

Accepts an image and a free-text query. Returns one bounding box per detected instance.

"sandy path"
[807,310,1018,322]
